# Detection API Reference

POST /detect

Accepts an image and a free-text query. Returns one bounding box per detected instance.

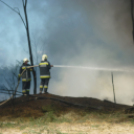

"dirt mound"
[0,93,132,118]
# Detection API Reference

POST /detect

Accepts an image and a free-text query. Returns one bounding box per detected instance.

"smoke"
[1,0,134,105]
[42,0,134,105]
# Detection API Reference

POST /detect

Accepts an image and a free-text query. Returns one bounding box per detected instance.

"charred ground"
[0,93,132,118]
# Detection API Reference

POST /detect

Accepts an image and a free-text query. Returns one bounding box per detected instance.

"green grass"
[129,118,134,124]
[42,104,57,112]
[29,111,71,125]
[0,110,133,132]
[19,125,27,130]
[91,125,100,128]
[0,122,17,128]
[0,122,3,128]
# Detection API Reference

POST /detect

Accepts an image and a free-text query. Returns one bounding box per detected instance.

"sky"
[0,0,134,105]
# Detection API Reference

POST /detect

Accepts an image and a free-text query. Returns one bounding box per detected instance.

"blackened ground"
[0,93,132,118]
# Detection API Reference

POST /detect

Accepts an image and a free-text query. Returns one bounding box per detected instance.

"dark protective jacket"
[18,63,32,82]
[39,60,51,79]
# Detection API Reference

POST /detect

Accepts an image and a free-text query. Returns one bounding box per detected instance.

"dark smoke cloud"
[1,0,134,105]
[37,0,133,66]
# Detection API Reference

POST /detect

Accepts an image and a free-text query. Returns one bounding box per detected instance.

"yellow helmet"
[42,54,47,61]
[23,58,29,63]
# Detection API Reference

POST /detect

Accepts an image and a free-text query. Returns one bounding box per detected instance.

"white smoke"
[1,0,134,105]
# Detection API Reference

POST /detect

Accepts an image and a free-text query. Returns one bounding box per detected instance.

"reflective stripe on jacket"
[39,60,51,79]
[18,63,32,82]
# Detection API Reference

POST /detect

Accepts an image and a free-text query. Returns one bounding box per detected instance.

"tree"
[0,61,23,101]
[0,0,37,94]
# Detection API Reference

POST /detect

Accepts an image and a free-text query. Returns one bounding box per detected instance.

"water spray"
[53,65,133,72]
[0,64,132,106]
[28,65,133,72]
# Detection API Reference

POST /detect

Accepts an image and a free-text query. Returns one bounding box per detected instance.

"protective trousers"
[22,81,30,95]
[40,78,49,93]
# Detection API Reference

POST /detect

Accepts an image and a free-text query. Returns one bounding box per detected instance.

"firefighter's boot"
[26,89,30,95]
[44,88,48,94]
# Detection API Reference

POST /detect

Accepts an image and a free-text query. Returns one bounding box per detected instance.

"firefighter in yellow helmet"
[39,54,53,94]
[18,58,32,96]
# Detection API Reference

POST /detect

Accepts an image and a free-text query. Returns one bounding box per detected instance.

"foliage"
[0,60,22,101]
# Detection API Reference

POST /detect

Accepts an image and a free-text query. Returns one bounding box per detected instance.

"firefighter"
[18,58,32,96]
[39,54,53,94]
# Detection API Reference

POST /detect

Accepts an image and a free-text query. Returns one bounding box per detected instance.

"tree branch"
[0,0,26,28]
[0,91,22,95]
[22,0,26,10]
[0,89,22,94]
[3,76,14,91]
[2,85,11,97]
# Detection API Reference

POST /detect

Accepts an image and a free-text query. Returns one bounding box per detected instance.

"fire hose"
[0,65,39,106]
[0,64,133,106]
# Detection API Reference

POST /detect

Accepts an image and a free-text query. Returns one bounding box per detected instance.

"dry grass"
[0,110,134,134]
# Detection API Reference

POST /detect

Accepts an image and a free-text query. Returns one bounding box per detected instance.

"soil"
[0,93,131,117]
[0,93,134,134]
